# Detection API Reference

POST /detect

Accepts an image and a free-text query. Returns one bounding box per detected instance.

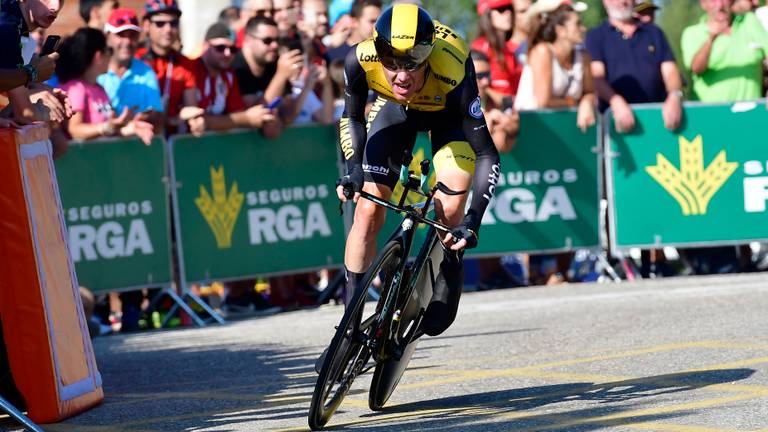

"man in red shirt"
[137,0,201,133]
[192,22,282,135]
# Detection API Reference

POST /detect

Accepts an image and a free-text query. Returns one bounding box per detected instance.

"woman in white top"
[514,3,595,132]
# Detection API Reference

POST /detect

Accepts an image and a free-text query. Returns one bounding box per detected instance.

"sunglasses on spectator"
[249,35,278,45]
[476,71,491,80]
[211,44,238,54]
[493,5,513,13]
[251,8,273,16]
[113,16,139,26]
[151,19,179,28]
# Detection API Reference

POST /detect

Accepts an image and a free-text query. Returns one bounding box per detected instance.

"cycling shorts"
[362,98,476,189]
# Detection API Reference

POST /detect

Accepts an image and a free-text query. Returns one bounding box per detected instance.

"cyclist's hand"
[335,168,363,203]
[444,224,478,251]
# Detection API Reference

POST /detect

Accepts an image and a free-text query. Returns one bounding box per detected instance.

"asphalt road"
[16,273,768,431]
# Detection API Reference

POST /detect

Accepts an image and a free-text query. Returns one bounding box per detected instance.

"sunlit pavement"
[22,273,768,431]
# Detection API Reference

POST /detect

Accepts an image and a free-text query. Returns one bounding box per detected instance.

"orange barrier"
[0,125,103,423]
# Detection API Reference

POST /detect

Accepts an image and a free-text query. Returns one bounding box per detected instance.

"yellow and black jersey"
[339,19,500,234]
[352,21,469,111]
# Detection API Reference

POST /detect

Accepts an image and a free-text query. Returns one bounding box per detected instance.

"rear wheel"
[308,241,403,430]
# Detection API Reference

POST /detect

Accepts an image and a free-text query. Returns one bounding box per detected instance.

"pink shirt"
[60,79,113,124]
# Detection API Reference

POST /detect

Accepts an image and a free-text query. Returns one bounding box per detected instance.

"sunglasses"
[211,44,238,54]
[113,16,139,26]
[249,34,278,45]
[380,56,425,72]
[151,19,179,28]
[252,8,273,16]
[476,71,491,80]
[493,5,514,13]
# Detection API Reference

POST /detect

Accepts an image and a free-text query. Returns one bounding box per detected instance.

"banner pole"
[164,136,226,326]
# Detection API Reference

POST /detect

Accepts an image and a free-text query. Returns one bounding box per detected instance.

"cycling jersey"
[340,21,501,233]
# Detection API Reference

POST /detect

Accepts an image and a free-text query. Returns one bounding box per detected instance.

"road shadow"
[37,328,323,432]
[346,368,755,431]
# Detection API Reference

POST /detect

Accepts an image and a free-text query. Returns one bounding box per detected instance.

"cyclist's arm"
[339,46,370,172]
[455,59,501,234]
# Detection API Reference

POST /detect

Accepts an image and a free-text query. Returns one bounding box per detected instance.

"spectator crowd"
[2,0,767,332]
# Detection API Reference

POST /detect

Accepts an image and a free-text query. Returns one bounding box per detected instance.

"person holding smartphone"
[0,0,69,124]
[190,22,282,136]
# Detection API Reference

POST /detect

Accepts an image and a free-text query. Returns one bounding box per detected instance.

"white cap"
[528,0,588,18]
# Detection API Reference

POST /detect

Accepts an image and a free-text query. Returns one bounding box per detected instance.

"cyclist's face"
[382,61,427,102]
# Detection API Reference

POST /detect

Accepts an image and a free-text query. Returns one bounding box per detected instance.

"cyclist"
[336,3,501,337]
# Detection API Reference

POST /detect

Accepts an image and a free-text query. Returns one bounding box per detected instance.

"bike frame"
[355,157,459,359]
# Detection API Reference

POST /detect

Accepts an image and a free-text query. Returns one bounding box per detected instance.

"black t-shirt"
[0,0,28,69]
[232,52,276,100]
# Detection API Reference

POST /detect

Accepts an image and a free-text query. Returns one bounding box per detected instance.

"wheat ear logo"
[195,166,244,248]
[645,135,737,216]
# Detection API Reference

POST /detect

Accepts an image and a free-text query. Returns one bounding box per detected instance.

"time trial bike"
[308,153,466,430]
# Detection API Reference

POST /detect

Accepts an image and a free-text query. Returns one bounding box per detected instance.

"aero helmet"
[373,4,436,71]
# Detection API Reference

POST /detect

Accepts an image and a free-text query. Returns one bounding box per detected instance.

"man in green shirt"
[682,0,768,102]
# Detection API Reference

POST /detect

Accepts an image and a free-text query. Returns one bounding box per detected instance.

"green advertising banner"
[171,126,346,282]
[373,110,600,255]
[474,109,601,254]
[607,102,768,250]
[54,137,172,293]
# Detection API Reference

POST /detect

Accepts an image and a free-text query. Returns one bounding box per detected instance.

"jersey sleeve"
[454,59,501,235]
[339,44,369,172]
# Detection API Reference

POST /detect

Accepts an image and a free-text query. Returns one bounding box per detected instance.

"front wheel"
[308,241,403,430]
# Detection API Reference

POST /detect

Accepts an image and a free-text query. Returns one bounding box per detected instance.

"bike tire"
[308,241,403,430]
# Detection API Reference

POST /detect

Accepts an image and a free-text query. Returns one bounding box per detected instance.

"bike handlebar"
[339,156,468,234]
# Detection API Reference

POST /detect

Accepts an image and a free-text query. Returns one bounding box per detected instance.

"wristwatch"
[22,64,38,86]
[668,90,684,99]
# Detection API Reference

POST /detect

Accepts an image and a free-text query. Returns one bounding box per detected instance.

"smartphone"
[40,35,61,56]
[267,96,283,109]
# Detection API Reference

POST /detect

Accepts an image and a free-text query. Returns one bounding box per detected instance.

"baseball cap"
[528,0,588,17]
[205,22,235,42]
[634,1,659,14]
[477,0,512,15]
[105,8,142,34]
[144,0,182,18]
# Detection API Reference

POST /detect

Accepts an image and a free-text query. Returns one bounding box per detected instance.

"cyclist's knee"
[435,196,465,227]
[352,198,386,235]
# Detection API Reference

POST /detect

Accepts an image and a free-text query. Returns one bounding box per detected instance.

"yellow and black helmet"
[373,4,436,71]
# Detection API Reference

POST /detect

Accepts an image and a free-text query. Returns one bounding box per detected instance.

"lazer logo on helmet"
[359,53,379,62]
[392,34,415,40]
